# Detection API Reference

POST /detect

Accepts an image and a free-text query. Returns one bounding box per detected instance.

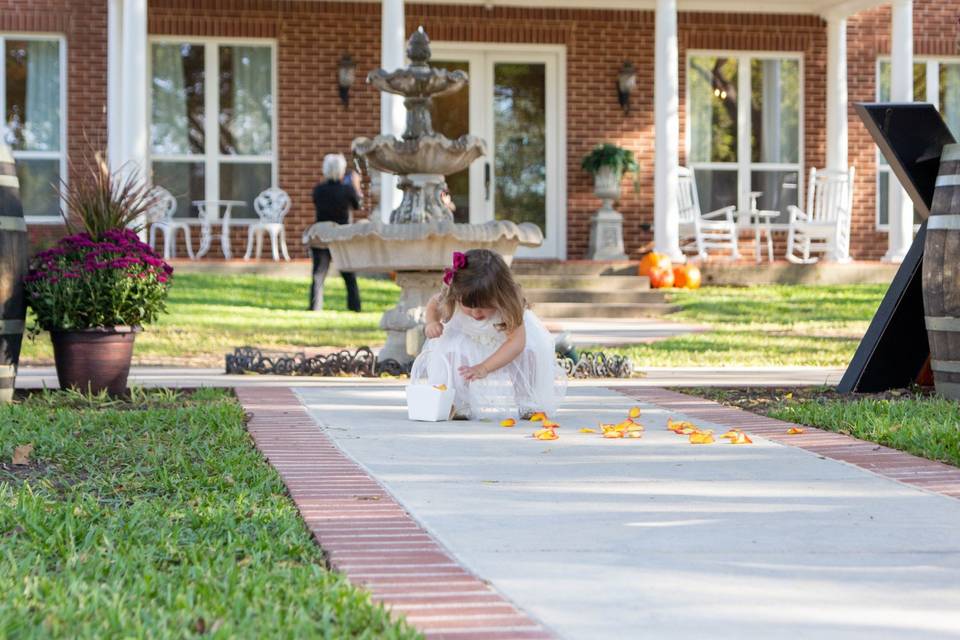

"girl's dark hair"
[440,249,526,332]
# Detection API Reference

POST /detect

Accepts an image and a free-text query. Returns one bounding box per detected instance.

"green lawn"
[21,273,400,366]
[20,275,886,368]
[687,387,960,468]
[602,284,885,367]
[0,388,420,639]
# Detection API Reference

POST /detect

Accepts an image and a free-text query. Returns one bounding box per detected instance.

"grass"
[21,273,401,366]
[602,284,886,367]
[686,386,960,468]
[0,388,420,639]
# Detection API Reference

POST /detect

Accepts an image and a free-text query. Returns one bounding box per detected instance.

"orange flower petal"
[720,429,741,440]
[433,384,448,391]
[533,428,559,440]
[529,412,547,422]
[626,431,643,439]
[579,428,598,434]
[689,432,715,444]
[730,432,753,445]
[500,418,516,428]
[628,406,642,419]
[541,420,561,429]
[787,427,805,435]
[677,426,699,435]
[626,423,644,432]
[602,430,624,439]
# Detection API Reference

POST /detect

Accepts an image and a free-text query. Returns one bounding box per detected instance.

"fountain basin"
[353,134,486,177]
[303,219,543,365]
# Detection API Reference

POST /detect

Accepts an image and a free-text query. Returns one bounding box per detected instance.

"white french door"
[431,45,566,258]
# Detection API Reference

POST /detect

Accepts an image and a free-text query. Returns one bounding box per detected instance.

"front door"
[431,46,565,259]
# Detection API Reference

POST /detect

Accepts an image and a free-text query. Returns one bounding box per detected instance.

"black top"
[312,180,360,224]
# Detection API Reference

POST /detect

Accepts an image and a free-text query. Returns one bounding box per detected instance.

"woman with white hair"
[310,153,361,312]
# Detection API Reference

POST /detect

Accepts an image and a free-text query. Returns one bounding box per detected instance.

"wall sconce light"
[338,54,356,108]
[617,61,637,115]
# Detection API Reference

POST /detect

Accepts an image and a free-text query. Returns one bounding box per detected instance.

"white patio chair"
[244,187,292,261]
[146,186,194,260]
[785,166,854,264]
[677,166,740,260]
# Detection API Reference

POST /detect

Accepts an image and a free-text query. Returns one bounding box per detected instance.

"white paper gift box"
[406,356,455,421]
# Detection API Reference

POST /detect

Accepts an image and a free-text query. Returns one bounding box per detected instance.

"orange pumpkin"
[648,266,675,289]
[672,265,688,288]
[638,252,672,277]
[683,264,702,290]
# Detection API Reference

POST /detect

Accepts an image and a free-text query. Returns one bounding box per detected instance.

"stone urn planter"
[582,143,638,261]
[51,327,139,395]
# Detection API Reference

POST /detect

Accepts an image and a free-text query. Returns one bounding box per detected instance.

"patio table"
[736,191,777,263]
[191,200,247,259]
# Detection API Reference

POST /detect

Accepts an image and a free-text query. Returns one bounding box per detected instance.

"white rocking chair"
[677,166,740,260]
[785,166,854,264]
[146,186,194,260]
[244,187,292,261]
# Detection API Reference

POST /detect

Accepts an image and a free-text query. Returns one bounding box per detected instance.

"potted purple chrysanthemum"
[25,156,172,395]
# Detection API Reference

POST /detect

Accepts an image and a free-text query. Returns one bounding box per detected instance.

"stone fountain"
[303,27,543,365]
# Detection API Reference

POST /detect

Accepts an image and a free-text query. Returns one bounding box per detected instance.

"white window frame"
[0,33,68,225]
[148,36,278,225]
[875,56,956,231]
[685,49,804,229]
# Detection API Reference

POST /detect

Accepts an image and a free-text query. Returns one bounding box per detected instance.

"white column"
[883,0,914,263]
[107,0,123,172]
[118,0,149,181]
[825,16,848,172]
[654,0,683,261]
[379,0,406,223]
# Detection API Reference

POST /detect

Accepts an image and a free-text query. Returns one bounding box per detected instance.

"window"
[2,36,65,222]
[687,53,802,225]
[150,40,275,220]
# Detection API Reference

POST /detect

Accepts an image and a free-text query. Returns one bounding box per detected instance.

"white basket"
[406,354,455,422]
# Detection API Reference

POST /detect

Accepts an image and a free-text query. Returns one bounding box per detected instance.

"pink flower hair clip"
[442,251,468,285]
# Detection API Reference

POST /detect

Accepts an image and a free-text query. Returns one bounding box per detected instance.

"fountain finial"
[407,26,431,66]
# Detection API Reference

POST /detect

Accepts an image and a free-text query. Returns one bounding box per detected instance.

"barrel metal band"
[0,215,26,232]
[0,364,15,376]
[0,319,24,334]
[0,174,20,189]
[931,359,960,373]
[942,145,960,161]
[936,174,960,187]
[927,215,960,231]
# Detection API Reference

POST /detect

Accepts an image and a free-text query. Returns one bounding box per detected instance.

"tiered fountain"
[303,27,543,365]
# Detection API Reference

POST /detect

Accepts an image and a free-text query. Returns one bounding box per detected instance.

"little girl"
[410,249,567,420]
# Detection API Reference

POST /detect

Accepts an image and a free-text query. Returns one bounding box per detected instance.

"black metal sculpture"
[838,103,955,392]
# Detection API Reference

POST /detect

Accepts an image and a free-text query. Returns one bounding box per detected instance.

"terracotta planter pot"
[50,326,139,395]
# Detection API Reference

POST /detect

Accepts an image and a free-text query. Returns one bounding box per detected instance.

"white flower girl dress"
[410,307,567,419]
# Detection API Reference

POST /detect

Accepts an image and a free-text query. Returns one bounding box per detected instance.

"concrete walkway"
[15,365,845,389]
[294,384,960,640]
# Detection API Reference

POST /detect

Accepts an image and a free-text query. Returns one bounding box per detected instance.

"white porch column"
[379,0,406,223]
[825,16,848,172]
[654,0,683,261]
[107,0,149,183]
[107,0,123,172]
[883,0,914,263]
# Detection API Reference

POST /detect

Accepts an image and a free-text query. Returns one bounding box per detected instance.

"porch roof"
[354,0,886,19]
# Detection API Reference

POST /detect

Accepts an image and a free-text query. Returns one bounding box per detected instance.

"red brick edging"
[235,387,554,640]
[614,387,960,500]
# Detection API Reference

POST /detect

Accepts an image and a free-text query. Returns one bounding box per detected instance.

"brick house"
[1,0,946,262]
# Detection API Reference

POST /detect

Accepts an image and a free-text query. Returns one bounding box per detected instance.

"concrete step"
[516,275,650,291]
[524,288,666,304]
[530,302,678,319]
[512,260,639,276]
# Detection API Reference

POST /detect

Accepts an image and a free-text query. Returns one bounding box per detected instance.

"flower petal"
[730,432,753,445]
[433,384,447,391]
[579,428,598,434]
[628,406,641,419]
[534,428,559,440]
[689,432,715,444]
[787,427,805,435]
[500,418,517,428]
[602,430,624,439]
[529,412,547,422]
[541,420,561,429]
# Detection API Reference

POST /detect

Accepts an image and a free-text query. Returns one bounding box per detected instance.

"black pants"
[310,248,361,312]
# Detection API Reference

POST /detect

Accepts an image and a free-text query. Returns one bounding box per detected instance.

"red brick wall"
[2,0,108,254]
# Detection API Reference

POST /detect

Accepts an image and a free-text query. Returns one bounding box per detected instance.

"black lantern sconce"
[338,54,356,108]
[617,61,637,115]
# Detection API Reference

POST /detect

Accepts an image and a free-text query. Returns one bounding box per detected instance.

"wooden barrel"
[0,142,26,403]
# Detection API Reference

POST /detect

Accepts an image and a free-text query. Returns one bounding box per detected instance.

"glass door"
[432,46,564,258]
